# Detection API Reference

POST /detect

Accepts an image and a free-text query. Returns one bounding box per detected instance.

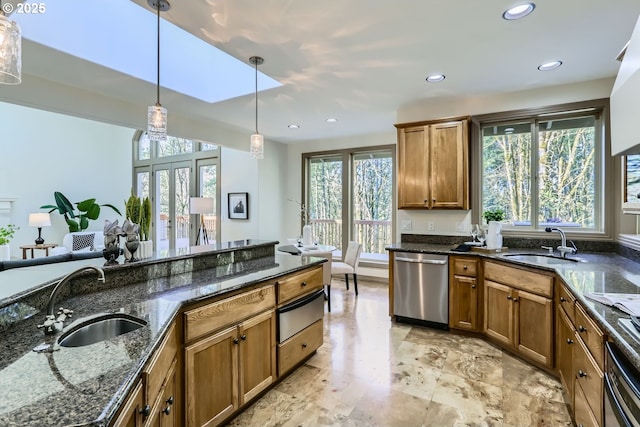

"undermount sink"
[57,313,147,348]
[502,253,583,265]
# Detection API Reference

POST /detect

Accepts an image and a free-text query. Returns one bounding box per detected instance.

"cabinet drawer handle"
[463,265,468,270]
[163,405,171,415]
[560,296,566,302]
[166,395,174,405]
[471,285,476,289]
[302,343,308,348]
[578,370,587,378]
[140,405,151,417]
[566,338,574,344]
[301,281,307,287]
[578,325,586,333]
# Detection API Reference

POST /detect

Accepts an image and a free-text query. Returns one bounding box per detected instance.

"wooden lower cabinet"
[574,335,603,426]
[144,359,178,427]
[185,310,276,427]
[484,279,553,368]
[111,380,145,427]
[449,256,480,331]
[557,307,575,404]
[575,380,600,427]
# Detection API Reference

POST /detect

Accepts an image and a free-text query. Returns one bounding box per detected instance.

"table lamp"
[28,213,51,245]
[189,197,214,245]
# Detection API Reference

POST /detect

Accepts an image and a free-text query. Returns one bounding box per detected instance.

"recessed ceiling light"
[538,61,562,71]
[426,74,445,83]
[502,3,535,20]
[288,124,300,129]
[326,118,338,123]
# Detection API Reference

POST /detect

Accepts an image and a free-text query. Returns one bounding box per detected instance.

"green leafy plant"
[124,191,151,241]
[140,196,151,241]
[41,191,122,232]
[483,209,506,224]
[0,224,18,245]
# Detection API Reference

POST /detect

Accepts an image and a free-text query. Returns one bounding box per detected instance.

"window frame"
[302,144,396,262]
[471,98,614,240]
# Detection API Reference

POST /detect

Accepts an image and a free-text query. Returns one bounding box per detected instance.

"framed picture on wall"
[228,192,249,219]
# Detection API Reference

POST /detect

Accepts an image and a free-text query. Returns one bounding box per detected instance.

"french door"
[153,161,193,254]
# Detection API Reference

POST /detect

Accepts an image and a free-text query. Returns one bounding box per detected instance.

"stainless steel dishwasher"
[393,252,448,329]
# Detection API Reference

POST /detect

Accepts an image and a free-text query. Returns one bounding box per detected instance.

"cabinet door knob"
[578,370,587,378]
[162,405,171,415]
[241,334,247,340]
[140,405,151,417]
[512,297,519,302]
[560,297,566,302]
[566,338,574,344]
[302,343,308,348]
[463,265,468,270]
[507,295,512,300]
[233,338,239,344]
[578,325,586,333]
[166,395,174,405]
[301,281,307,287]
[471,285,476,289]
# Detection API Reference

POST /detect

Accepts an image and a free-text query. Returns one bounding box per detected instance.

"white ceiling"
[11,0,640,144]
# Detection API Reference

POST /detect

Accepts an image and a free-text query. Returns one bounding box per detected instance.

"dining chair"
[300,249,333,312]
[331,241,362,296]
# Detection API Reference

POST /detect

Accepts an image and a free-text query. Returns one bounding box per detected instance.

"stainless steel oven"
[605,342,640,426]
[277,289,324,342]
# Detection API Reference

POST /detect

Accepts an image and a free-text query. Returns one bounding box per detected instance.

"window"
[480,105,604,232]
[304,146,395,260]
[132,131,220,251]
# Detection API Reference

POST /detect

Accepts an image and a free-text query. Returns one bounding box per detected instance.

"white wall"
[0,101,133,258]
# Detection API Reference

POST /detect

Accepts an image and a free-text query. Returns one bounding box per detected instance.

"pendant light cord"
[156,2,161,106]
[254,60,258,134]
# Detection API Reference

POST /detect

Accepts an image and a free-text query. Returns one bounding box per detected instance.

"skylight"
[12,0,281,103]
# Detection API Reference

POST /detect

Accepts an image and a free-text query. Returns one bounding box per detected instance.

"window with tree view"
[481,113,600,230]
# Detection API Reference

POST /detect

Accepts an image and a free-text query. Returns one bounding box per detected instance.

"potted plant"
[0,224,18,261]
[41,191,122,232]
[124,191,153,259]
[482,209,506,224]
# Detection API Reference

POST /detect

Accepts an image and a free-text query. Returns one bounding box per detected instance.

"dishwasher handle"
[395,257,447,265]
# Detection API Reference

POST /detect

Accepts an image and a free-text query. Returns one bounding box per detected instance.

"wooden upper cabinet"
[396,118,469,209]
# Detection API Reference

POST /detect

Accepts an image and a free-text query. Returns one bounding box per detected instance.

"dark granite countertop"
[0,247,325,427]
[387,242,640,369]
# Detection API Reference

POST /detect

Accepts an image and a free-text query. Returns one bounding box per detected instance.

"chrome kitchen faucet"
[545,227,577,258]
[37,266,105,335]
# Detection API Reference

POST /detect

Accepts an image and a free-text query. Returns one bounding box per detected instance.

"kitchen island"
[0,240,326,426]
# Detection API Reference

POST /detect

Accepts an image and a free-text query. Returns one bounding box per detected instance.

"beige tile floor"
[228,279,573,427]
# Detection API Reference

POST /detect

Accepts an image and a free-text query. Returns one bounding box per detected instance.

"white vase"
[0,244,9,261]
[302,224,312,247]
[139,240,153,259]
[486,221,503,249]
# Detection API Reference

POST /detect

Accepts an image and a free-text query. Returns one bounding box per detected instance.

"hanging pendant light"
[249,56,264,159]
[147,0,170,142]
[0,1,21,85]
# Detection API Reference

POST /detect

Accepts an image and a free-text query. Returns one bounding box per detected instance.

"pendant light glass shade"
[146,0,169,142]
[0,13,21,85]
[249,56,264,159]
[250,133,264,159]
[147,104,167,142]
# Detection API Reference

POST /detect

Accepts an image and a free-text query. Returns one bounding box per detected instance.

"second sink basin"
[58,313,147,348]
[503,253,582,265]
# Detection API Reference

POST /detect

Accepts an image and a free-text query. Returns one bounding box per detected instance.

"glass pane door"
[197,159,218,244]
[352,151,393,256]
[153,161,192,254]
[308,156,342,249]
